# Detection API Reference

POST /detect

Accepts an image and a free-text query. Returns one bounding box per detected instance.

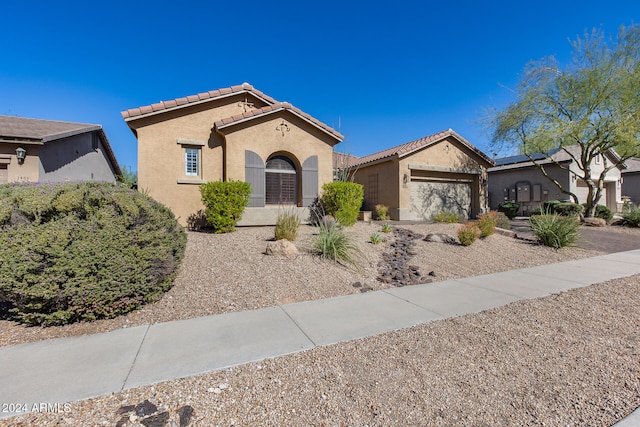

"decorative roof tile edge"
[352,129,495,168]
[121,83,278,121]
[214,102,344,142]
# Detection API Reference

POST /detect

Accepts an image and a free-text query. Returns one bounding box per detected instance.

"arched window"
[265,155,298,205]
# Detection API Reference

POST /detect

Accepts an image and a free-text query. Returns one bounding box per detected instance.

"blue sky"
[1,1,638,171]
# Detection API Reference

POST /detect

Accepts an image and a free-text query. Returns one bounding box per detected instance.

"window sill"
[177,179,205,185]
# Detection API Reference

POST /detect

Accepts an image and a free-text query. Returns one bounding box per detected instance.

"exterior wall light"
[15,147,26,165]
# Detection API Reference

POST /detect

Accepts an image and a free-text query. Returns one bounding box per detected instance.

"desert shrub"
[375,204,390,220]
[432,211,460,223]
[199,180,251,233]
[312,221,362,269]
[530,213,580,249]
[321,182,364,227]
[478,211,497,237]
[275,207,302,241]
[543,200,584,217]
[381,223,393,233]
[458,222,481,246]
[623,202,640,227]
[495,211,511,230]
[497,201,520,220]
[581,203,613,220]
[0,182,186,326]
[370,232,385,245]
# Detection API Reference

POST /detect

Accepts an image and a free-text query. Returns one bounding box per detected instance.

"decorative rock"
[177,405,195,427]
[424,233,457,244]
[582,217,606,227]
[140,411,169,427]
[265,239,299,257]
[136,400,158,417]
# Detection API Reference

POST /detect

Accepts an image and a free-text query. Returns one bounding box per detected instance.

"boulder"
[265,239,299,257]
[581,217,606,227]
[423,233,457,244]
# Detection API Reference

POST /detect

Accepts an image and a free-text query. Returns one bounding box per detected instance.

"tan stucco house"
[344,129,494,220]
[122,83,343,226]
[0,116,121,184]
[488,146,625,215]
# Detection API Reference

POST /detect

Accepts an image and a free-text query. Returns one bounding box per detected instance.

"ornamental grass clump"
[478,211,498,237]
[375,204,390,220]
[312,221,362,269]
[0,182,186,326]
[458,222,481,246]
[370,232,385,245]
[530,213,580,249]
[274,206,302,241]
[623,202,640,227]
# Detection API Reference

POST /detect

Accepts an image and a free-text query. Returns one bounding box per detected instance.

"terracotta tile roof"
[0,115,101,142]
[352,129,494,167]
[0,115,121,176]
[214,102,344,142]
[121,82,279,120]
[490,146,624,172]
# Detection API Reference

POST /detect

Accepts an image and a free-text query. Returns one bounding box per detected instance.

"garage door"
[410,180,471,221]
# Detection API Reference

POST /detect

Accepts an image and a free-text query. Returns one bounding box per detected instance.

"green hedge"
[497,201,520,220]
[543,200,584,217]
[581,203,613,220]
[0,182,186,326]
[200,181,251,233]
[321,182,364,226]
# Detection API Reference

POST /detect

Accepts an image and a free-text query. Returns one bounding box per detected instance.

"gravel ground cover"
[1,222,639,426]
[3,275,639,426]
[0,222,608,348]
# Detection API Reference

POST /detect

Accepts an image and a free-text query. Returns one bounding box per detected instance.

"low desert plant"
[370,232,385,245]
[275,207,302,241]
[478,211,497,237]
[375,204,390,220]
[458,222,481,246]
[381,223,393,233]
[432,211,460,223]
[581,203,613,220]
[312,221,362,269]
[622,202,640,227]
[321,182,364,227]
[199,180,251,233]
[497,201,520,220]
[495,211,511,230]
[530,213,580,248]
[0,182,186,326]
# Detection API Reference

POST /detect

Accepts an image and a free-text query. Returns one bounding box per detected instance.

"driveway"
[510,219,640,253]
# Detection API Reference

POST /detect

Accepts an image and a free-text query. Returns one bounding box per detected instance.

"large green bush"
[581,203,613,220]
[543,200,584,217]
[0,182,186,326]
[530,213,580,249]
[320,182,364,226]
[200,181,251,233]
[497,201,520,220]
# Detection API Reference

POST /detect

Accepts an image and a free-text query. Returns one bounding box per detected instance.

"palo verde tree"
[489,24,640,217]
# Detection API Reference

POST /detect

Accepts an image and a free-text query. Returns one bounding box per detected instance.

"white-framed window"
[185,147,200,176]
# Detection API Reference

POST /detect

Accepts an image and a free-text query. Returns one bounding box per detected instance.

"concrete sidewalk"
[1,250,640,423]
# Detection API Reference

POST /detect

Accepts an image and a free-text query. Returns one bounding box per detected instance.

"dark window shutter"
[302,155,319,207]
[245,150,265,207]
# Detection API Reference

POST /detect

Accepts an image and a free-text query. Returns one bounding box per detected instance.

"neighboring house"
[344,129,494,221]
[621,158,640,204]
[487,146,624,215]
[121,83,343,226]
[0,116,121,184]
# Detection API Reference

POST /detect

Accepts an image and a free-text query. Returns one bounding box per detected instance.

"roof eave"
[216,107,343,143]
[122,90,275,124]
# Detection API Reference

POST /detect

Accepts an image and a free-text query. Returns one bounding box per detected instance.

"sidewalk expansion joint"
[277,305,318,347]
[380,289,448,318]
[121,324,151,391]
